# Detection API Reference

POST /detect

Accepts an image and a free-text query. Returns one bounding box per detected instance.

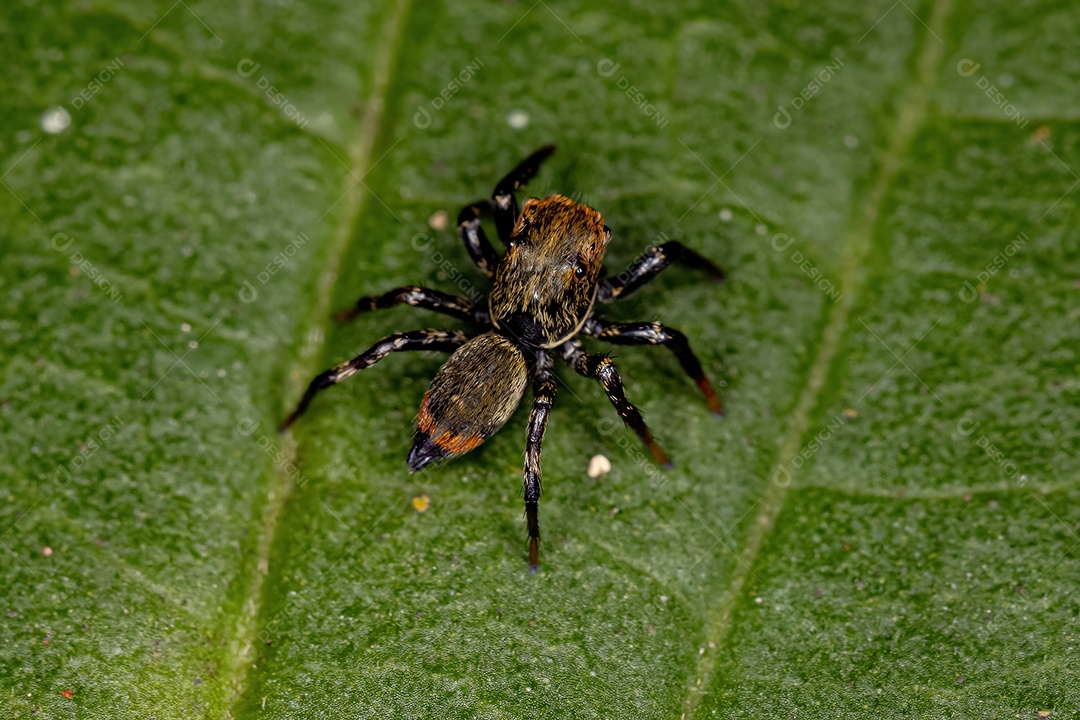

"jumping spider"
[281,145,725,569]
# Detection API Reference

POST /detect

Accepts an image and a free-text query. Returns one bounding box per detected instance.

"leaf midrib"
[682,1,954,716]
[220,0,415,714]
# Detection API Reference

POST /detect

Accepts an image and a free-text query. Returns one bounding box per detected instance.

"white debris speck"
[507,110,530,129]
[755,223,767,236]
[181,323,192,332]
[844,134,859,149]
[755,596,763,604]
[188,341,198,350]
[659,595,669,603]
[587,454,611,478]
[41,107,72,134]
[428,210,449,231]
[718,208,733,222]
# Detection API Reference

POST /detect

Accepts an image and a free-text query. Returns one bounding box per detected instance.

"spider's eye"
[573,256,587,279]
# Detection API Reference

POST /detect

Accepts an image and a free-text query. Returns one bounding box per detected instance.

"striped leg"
[524,350,556,571]
[280,329,468,431]
[492,145,556,244]
[584,318,723,415]
[561,339,671,468]
[598,241,724,303]
[457,203,499,277]
[334,285,483,324]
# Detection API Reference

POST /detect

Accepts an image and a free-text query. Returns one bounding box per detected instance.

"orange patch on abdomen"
[417,392,484,455]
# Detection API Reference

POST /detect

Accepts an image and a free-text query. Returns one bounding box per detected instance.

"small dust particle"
[507,110,530,129]
[659,595,669,603]
[587,454,611,479]
[60,689,73,699]
[754,597,763,604]
[956,677,964,684]
[1030,126,1051,143]
[188,341,198,350]
[963,494,972,501]
[841,407,858,419]
[1038,711,1052,718]
[754,223,767,236]
[718,208,733,222]
[428,210,449,231]
[180,323,192,333]
[42,547,53,557]
[844,134,859,148]
[412,494,430,513]
[41,106,72,134]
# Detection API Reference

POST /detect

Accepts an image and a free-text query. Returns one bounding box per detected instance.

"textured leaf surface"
[0,1,1076,718]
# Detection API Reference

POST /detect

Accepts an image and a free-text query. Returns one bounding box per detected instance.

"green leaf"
[1,1,1077,718]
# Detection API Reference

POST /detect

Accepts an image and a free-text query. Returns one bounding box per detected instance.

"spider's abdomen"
[407,332,528,471]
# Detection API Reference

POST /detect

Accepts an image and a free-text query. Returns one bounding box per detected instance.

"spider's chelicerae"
[281,145,725,569]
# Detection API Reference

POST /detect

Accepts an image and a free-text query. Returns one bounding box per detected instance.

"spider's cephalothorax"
[488,195,609,347]
[282,145,726,569]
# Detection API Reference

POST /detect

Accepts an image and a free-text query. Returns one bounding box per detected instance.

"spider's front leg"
[583,318,723,415]
[599,240,724,302]
[492,144,556,243]
[456,145,557,277]
[334,285,487,325]
[280,329,468,431]
[523,350,556,571]
[561,339,671,468]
